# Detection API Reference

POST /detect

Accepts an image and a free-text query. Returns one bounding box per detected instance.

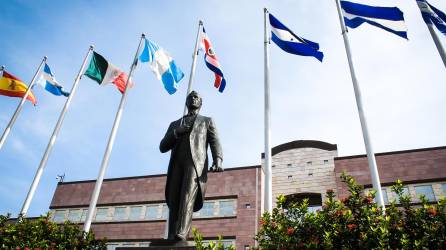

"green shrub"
[193,227,235,250]
[0,214,107,249]
[255,173,446,249]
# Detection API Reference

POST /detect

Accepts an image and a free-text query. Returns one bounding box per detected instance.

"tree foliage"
[0,214,107,249]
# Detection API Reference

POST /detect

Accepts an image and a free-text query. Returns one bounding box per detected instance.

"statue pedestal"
[116,239,196,250]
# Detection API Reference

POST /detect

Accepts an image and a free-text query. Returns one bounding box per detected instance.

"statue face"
[186,91,202,110]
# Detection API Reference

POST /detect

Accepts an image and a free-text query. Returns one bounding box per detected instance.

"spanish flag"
[0,71,37,105]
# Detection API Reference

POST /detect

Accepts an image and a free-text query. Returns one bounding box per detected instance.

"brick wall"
[334,147,446,198]
[50,166,261,249]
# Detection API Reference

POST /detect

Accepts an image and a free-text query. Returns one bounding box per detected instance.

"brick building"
[50,166,261,249]
[49,140,446,249]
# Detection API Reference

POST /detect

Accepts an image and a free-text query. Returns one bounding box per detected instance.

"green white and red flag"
[84,51,133,93]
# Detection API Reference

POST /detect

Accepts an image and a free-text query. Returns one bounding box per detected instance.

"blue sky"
[0,0,445,217]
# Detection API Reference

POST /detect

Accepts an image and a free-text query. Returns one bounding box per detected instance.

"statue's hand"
[210,159,223,172]
[174,124,191,137]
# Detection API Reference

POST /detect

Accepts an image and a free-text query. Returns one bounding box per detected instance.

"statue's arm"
[208,118,223,165]
[159,122,177,153]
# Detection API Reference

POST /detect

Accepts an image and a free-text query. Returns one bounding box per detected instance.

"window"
[80,209,88,222]
[391,187,409,203]
[200,201,215,217]
[53,210,66,222]
[308,206,322,213]
[306,161,312,165]
[68,209,82,222]
[373,188,389,205]
[114,207,127,220]
[145,205,158,220]
[129,206,142,220]
[287,164,292,168]
[95,208,108,221]
[161,204,169,219]
[288,175,292,180]
[219,200,236,216]
[415,185,436,201]
[324,159,329,164]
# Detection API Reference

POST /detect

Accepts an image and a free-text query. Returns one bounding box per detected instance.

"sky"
[0,0,445,217]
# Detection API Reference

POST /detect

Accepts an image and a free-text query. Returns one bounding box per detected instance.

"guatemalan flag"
[340,0,408,39]
[269,13,324,62]
[139,38,184,95]
[201,27,226,93]
[37,63,69,97]
[417,0,446,36]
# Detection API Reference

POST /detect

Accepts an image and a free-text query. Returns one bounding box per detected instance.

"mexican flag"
[84,52,133,93]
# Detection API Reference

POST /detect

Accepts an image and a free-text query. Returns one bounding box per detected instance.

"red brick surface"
[50,167,261,249]
[334,147,446,198]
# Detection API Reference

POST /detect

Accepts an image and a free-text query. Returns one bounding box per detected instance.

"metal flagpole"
[416,0,446,68]
[19,46,94,217]
[0,57,46,150]
[263,8,273,213]
[83,35,145,233]
[426,24,446,68]
[181,20,203,122]
[334,0,385,209]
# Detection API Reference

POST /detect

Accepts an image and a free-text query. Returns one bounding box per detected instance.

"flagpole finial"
[264,8,268,13]
[199,20,203,25]
[89,45,94,50]
[141,33,146,38]
[0,65,4,71]
[44,56,48,61]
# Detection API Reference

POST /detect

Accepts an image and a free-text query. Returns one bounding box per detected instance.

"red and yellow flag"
[0,71,36,105]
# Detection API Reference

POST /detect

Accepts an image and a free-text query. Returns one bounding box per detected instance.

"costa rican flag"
[201,27,226,93]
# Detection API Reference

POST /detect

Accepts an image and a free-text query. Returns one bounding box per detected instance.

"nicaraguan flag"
[269,13,323,62]
[139,38,184,94]
[201,27,226,93]
[37,63,69,97]
[340,0,408,39]
[417,0,446,35]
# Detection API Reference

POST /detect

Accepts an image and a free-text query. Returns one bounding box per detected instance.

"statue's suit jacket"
[160,115,223,212]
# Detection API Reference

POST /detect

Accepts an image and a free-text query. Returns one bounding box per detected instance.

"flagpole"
[263,8,273,213]
[181,20,203,120]
[335,0,385,209]
[0,57,46,150]
[83,35,145,234]
[426,23,446,68]
[0,65,4,75]
[19,46,94,217]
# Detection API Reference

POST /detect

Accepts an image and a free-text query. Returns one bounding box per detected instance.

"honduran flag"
[37,63,69,97]
[200,27,226,93]
[139,38,184,95]
[84,51,133,94]
[269,13,324,62]
[340,0,408,39]
[417,0,446,36]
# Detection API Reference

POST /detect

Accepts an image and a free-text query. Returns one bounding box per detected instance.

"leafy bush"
[255,173,446,249]
[193,227,235,250]
[0,214,107,249]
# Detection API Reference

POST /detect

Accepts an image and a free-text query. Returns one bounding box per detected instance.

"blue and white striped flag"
[37,63,69,97]
[340,0,408,39]
[417,0,446,36]
[139,38,184,95]
[269,13,324,62]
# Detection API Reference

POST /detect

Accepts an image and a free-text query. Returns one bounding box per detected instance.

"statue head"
[186,90,202,111]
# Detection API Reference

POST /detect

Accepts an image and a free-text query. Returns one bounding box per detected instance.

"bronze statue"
[160,91,223,241]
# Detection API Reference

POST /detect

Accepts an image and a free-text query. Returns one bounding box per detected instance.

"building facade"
[49,140,446,248]
[50,166,261,249]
